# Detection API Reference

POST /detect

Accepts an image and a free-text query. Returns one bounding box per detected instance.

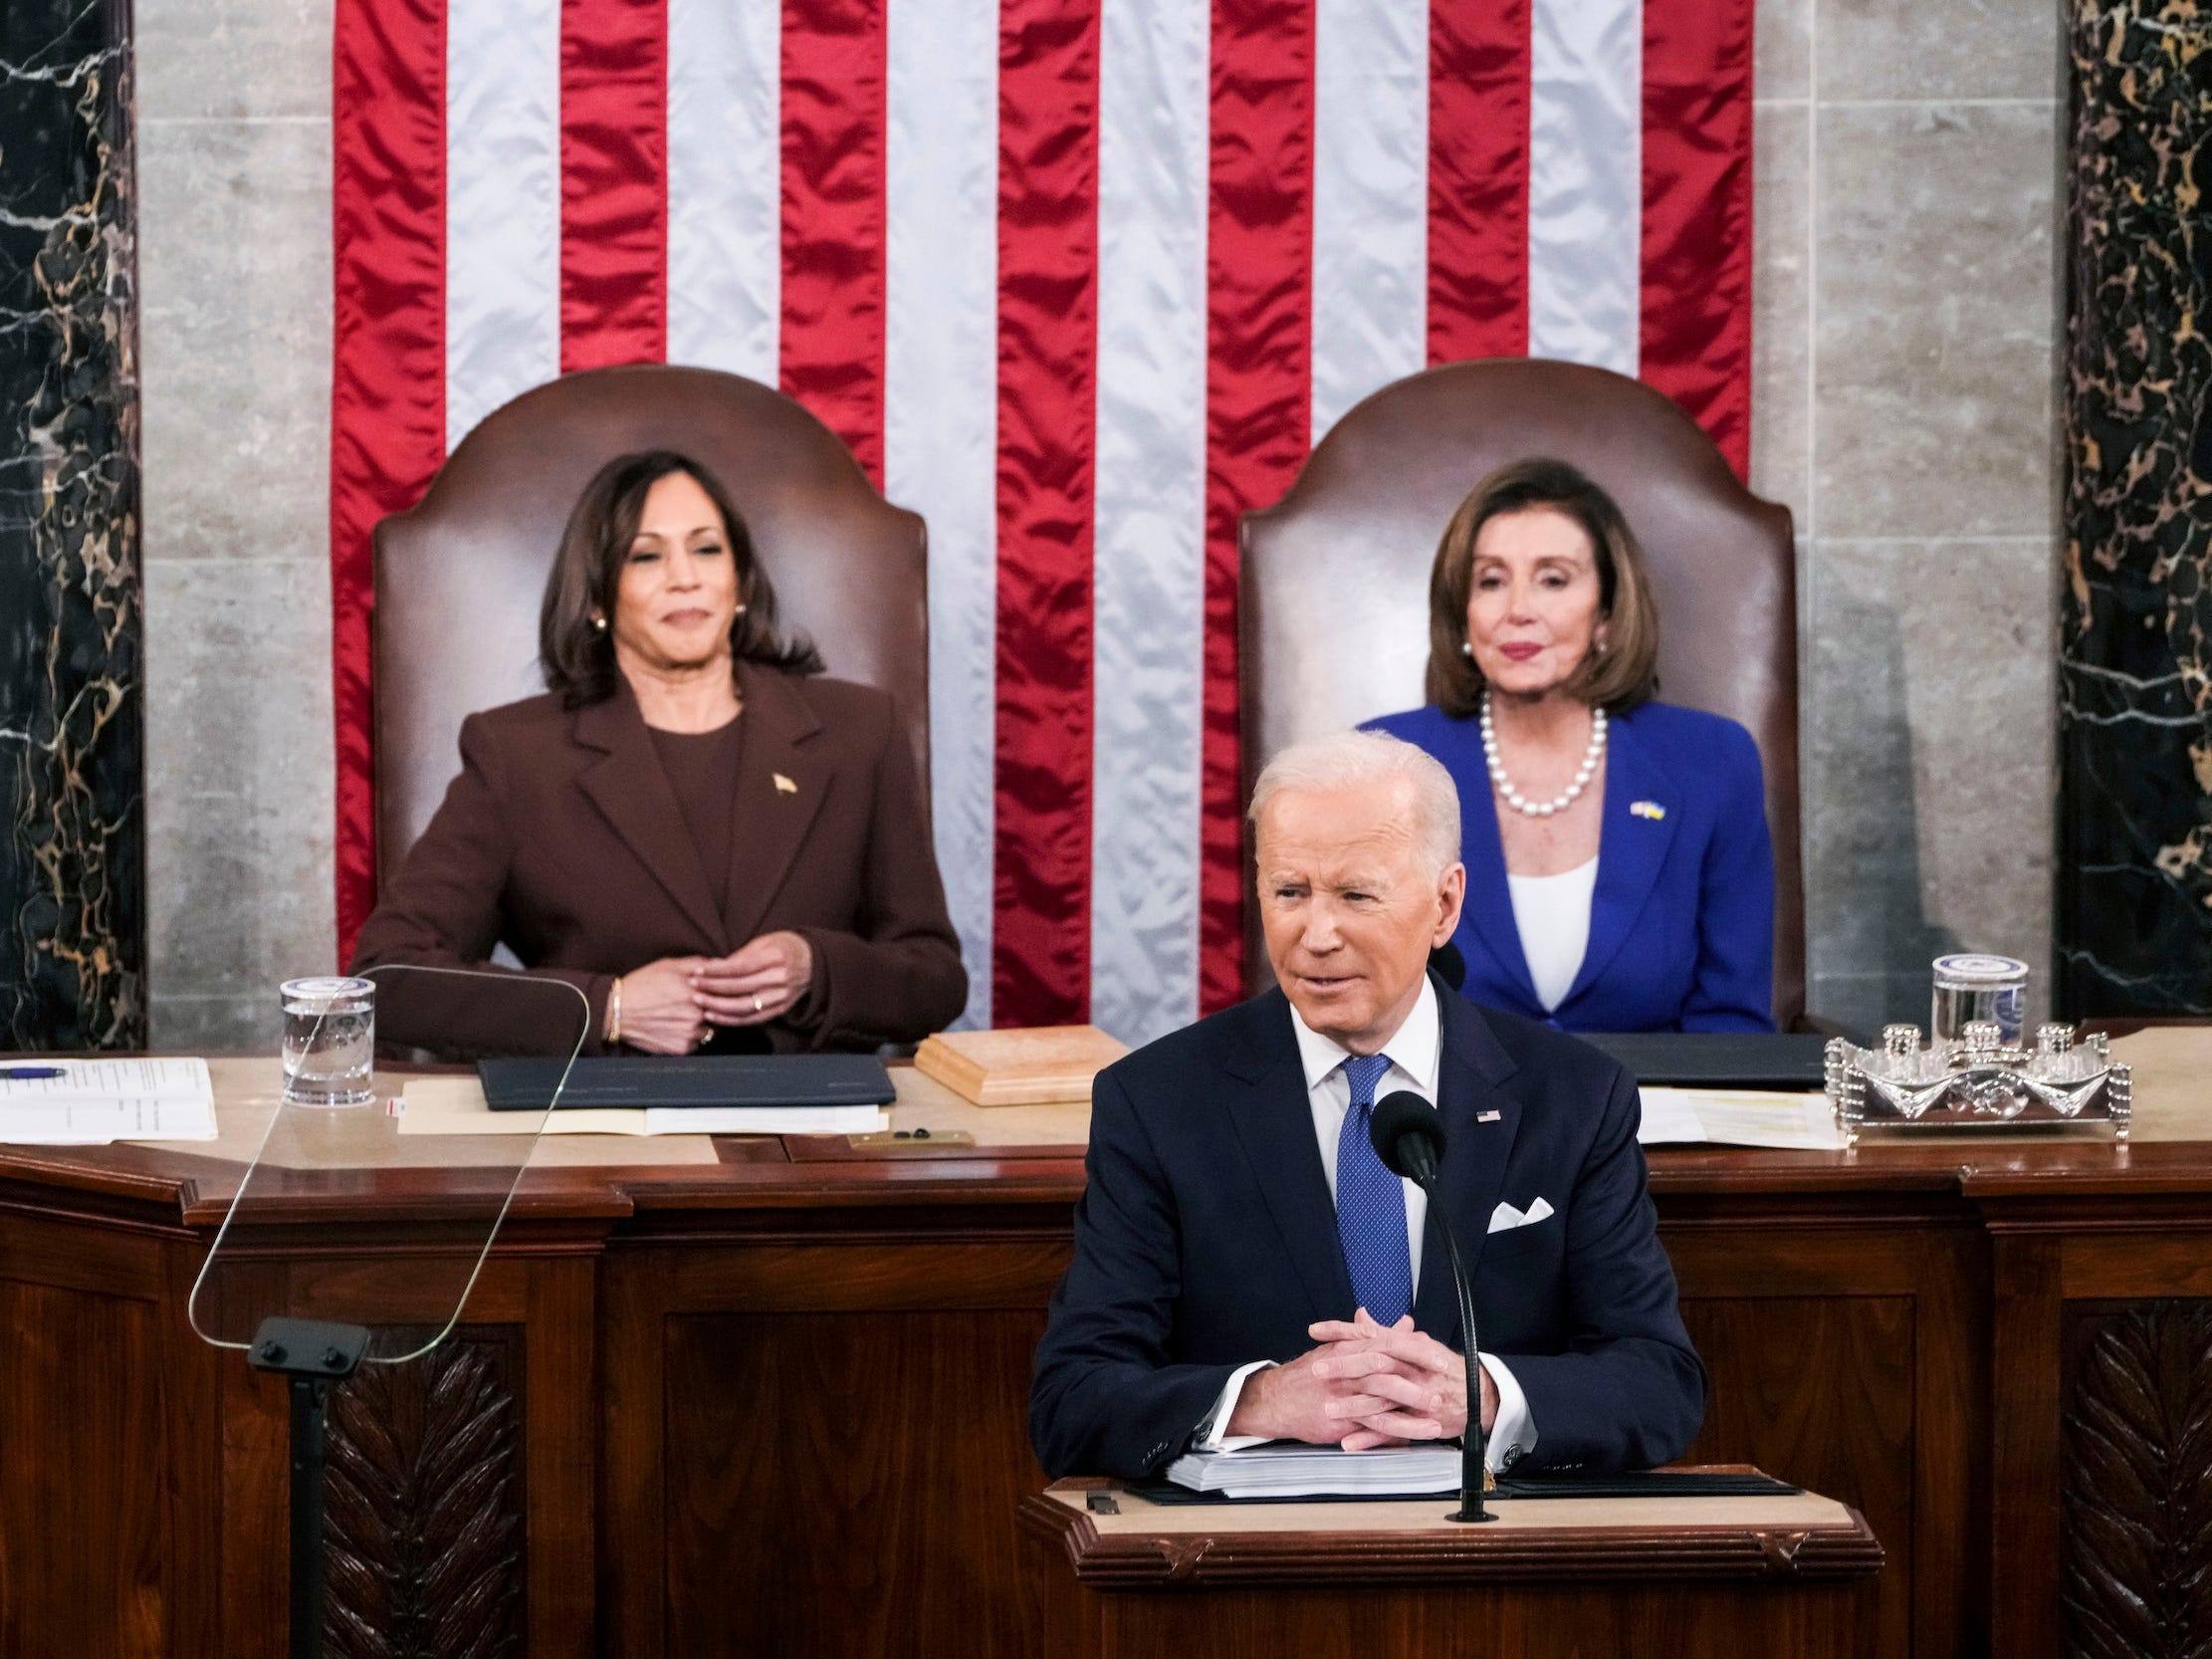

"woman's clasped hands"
[612,931,816,1053]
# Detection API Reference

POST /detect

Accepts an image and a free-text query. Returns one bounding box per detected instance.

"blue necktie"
[1335,1053,1412,1327]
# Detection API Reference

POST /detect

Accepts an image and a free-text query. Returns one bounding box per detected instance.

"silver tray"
[1824,1023,2130,1147]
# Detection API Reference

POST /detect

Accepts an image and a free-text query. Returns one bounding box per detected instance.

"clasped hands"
[1224,1307,1497,1450]
[609,931,815,1053]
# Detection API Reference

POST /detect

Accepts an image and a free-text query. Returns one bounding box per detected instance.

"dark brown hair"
[1424,457,1659,717]
[539,450,823,707]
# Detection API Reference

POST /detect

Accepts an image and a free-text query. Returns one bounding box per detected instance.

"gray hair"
[1247,729,1462,875]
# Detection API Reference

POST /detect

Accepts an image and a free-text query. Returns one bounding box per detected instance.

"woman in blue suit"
[1366,458,1775,1033]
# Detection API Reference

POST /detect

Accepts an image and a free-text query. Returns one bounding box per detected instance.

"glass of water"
[280,976,376,1107]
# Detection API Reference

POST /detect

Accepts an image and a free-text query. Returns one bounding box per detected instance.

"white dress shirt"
[1194,979,1537,1470]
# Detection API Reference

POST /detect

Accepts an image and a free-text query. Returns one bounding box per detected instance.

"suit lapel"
[1411,989,1522,1346]
[721,663,831,949]
[1221,994,1356,1323]
[1565,711,1679,1009]
[1455,773,1542,1012]
[573,688,726,950]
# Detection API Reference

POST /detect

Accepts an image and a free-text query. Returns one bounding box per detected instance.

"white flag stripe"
[1527,0,1644,374]
[666,0,779,379]
[886,0,999,1029]
[1088,0,1212,1046]
[1309,0,1431,440]
[444,0,560,450]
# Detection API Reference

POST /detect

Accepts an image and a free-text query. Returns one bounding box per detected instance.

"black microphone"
[1370,1090,1445,1182]
[1370,1089,1493,1524]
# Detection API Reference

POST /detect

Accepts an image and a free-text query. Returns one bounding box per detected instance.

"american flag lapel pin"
[1477,1109,1501,1123]
[773,772,798,795]
[1630,800,1665,821]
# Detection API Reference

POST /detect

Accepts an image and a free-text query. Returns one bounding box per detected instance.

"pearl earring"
[1460,640,1474,658]
[734,601,749,616]
[591,613,607,632]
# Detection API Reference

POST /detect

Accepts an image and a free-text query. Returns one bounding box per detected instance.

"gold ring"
[753,993,764,1014]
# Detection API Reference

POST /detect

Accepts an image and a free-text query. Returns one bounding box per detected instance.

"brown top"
[645,717,744,918]
[349,664,969,1060]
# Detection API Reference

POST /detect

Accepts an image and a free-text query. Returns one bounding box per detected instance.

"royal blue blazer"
[1028,978,1705,1480]
[1366,700,1776,1034]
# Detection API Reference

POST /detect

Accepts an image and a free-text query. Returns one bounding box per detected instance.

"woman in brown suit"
[350,449,968,1058]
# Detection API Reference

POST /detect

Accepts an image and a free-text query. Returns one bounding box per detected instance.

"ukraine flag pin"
[1630,800,1665,821]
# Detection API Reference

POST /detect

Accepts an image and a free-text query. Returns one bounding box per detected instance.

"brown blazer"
[350,662,968,1057]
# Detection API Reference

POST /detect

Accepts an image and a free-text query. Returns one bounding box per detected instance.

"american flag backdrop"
[329,0,1754,1046]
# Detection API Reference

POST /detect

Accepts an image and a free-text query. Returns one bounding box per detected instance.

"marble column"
[0,0,145,1048]
[2058,1,2212,1015]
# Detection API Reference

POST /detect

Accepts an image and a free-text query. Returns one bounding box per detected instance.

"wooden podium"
[1019,1472,1883,1658]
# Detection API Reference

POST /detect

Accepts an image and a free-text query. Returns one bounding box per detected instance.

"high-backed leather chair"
[1240,358,1806,1027]
[372,364,929,885]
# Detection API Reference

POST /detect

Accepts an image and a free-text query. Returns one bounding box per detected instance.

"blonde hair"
[1248,729,1461,875]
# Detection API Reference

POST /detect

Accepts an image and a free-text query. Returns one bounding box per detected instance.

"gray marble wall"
[1753,0,2063,1035]
[139,0,332,1048]
[135,0,2066,1046]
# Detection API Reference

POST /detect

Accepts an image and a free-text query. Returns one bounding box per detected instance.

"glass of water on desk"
[280,976,376,1106]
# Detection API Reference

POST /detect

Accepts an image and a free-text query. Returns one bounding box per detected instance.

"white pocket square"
[1487,1196,1556,1234]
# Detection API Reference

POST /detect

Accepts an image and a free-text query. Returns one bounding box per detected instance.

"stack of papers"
[0,1058,218,1145]
[1165,1441,1462,1499]
[1636,1087,1844,1150]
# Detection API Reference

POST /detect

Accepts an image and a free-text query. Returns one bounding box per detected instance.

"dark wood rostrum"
[1017,1475,1885,1658]
[3,1089,2209,1657]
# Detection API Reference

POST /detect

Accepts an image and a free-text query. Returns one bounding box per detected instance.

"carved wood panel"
[2062,1300,2212,1659]
[323,1327,526,1659]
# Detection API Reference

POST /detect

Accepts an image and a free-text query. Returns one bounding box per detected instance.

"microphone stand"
[1412,1173,1493,1524]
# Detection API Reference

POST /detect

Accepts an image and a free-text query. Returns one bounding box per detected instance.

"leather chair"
[371,364,929,886]
[1239,357,1807,1027]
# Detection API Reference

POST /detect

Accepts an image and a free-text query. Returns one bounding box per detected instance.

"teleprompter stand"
[183,968,587,1653]
[248,1317,370,1659]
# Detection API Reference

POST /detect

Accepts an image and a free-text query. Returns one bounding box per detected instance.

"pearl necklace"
[1479,692,1607,818]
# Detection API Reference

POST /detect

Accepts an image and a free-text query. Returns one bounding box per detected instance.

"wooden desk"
[1021,1475,1883,1657]
[0,1033,2206,1658]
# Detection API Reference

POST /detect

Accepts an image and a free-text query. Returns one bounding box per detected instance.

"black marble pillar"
[0,0,143,1049]
[2058,1,2212,1016]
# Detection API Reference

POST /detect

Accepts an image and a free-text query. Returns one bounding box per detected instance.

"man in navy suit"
[1030,729,1704,1481]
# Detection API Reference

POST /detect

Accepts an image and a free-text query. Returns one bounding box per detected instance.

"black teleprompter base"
[247,1318,371,1659]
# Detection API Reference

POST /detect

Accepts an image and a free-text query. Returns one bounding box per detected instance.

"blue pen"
[0,1066,66,1080]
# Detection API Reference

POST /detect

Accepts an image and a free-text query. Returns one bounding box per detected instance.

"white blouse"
[1505,857,1599,1014]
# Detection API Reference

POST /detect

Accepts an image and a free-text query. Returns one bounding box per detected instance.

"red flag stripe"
[1200,0,1316,1013]
[1639,0,1754,477]
[780,0,890,483]
[331,0,447,960]
[1427,0,1532,362]
[991,0,1101,1026]
[558,0,670,370]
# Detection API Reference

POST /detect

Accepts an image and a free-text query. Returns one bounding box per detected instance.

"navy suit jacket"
[1028,979,1705,1480]
[1366,700,1776,1033]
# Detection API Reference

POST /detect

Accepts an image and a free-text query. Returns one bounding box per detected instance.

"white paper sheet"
[1636,1087,1844,1151]
[0,1058,217,1144]
[395,1076,885,1137]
